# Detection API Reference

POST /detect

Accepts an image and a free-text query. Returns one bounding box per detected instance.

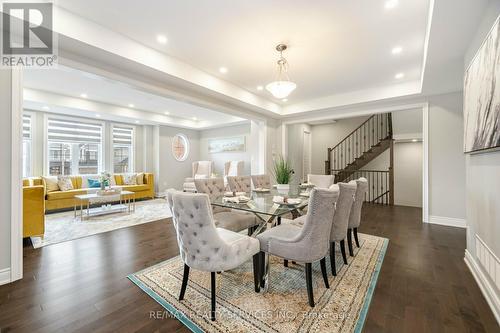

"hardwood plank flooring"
[0,204,498,332]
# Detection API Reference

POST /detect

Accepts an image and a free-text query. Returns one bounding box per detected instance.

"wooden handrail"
[328,114,376,151]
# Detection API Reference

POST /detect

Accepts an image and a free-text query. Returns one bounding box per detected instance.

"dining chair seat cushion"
[282,215,306,227]
[214,211,258,233]
[256,223,307,261]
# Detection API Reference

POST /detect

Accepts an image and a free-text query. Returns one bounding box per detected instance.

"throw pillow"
[87,178,101,188]
[122,173,137,185]
[136,172,144,185]
[42,176,60,192]
[57,176,74,191]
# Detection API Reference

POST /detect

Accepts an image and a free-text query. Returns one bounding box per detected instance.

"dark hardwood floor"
[0,204,498,332]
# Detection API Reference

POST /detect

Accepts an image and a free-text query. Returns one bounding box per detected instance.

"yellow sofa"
[25,173,154,212]
[23,178,45,238]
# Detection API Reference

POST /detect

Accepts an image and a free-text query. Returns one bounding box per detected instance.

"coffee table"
[74,190,135,221]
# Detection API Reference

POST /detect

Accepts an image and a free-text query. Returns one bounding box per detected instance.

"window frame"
[110,123,135,173]
[22,111,36,177]
[172,133,190,162]
[44,114,105,176]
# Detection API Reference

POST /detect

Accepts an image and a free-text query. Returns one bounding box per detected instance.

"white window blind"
[113,126,133,145]
[23,114,31,139]
[112,125,134,173]
[48,118,102,144]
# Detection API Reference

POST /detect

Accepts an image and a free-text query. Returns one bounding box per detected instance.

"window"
[22,114,32,177]
[172,134,189,161]
[112,126,134,173]
[47,117,103,175]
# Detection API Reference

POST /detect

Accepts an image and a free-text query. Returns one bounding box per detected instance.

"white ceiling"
[57,0,430,105]
[23,65,247,128]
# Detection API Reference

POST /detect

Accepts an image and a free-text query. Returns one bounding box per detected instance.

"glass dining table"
[210,184,313,291]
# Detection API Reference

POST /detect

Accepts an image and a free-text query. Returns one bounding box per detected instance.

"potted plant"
[98,171,111,190]
[272,155,294,194]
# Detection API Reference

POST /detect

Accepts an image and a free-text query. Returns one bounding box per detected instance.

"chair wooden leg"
[179,264,190,300]
[347,228,354,256]
[330,242,337,276]
[284,259,288,267]
[211,272,216,321]
[320,258,329,288]
[305,263,315,307]
[340,239,348,265]
[354,227,360,247]
[259,251,266,288]
[252,254,260,293]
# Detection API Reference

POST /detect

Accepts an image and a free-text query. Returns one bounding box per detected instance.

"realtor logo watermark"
[1,1,57,67]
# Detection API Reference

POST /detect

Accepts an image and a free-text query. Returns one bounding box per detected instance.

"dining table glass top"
[210,185,310,217]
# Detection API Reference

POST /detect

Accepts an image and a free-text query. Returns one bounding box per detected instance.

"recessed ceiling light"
[164,111,170,115]
[156,34,168,44]
[128,104,135,108]
[80,93,88,98]
[395,72,405,79]
[412,139,418,142]
[42,105,50,110]
[135,120,140,124]
[385,0,398,9]
[192,117,198,121]
[282,98,288,102]
[256,85,264,91]
[219,67,228,74]
[391,46,402,54]
[95,114,101,118]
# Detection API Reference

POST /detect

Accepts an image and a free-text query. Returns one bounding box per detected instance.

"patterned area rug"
[31,199,171,248]
[129,233,388,333]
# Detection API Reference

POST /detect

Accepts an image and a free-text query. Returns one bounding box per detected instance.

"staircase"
[325,113,394,205]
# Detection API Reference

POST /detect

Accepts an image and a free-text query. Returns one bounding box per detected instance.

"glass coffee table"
[210,186,310,291]
[74,190,136,221]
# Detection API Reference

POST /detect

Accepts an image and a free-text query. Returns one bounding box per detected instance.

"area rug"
[128,233,388,333]
[31,198,172,248]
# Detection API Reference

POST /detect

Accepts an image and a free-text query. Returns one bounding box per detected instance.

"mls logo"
[1,2,57,67]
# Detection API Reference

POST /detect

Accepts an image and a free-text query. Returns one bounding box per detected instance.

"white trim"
[428,215,466,228]
[11,67,23,283]
[464,249,500,324]
[422,103,429,223]
[0,268,11,286]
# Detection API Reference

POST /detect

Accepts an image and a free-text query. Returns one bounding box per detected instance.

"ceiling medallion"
[266,44,297,99]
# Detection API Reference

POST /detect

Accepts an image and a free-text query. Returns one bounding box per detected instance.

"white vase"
[276,184,290,194]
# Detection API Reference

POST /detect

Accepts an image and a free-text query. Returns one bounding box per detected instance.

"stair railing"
[325,113,392,175]
[330,169,391,204]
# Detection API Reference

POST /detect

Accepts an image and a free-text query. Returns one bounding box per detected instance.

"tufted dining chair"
[256,188,337,307]
[227,176,252,193]
[347,177,368,256]
[251,174,272,189]
[329,181,357,275]
[170,191,261,321]
[194,178,258,234]
[183,161,214,192]
[307,174,335,189]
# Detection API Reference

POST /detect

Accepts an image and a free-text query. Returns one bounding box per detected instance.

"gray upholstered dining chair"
[307,174,335,189]
[329,182,357,275]
[170,191,261,321]
[347,177,368,256]
[227,175,252,192]
[183,161,214,192]
[251,174,272,189]
[256,188,337,307]
[194,178,258,234]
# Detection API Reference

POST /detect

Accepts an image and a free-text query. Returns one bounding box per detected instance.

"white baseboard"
[464,249,500,324]
[428,215,466,228]
[0,268,11,286]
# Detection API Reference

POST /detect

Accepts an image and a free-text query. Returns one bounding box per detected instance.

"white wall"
[199,123,251,176]
[428,92,466,220]
[0,69,13,276]
[463,3,500,321]
[156,125,200,193]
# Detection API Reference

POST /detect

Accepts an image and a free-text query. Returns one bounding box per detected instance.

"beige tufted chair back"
[192,161,213,178]
[171,191,254,271]
[194,178,229,213]
[330,182,357,242]
[251,174,272,189]
[348,177,368,229]
[308,174,335,189]
[227,176,252,192]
